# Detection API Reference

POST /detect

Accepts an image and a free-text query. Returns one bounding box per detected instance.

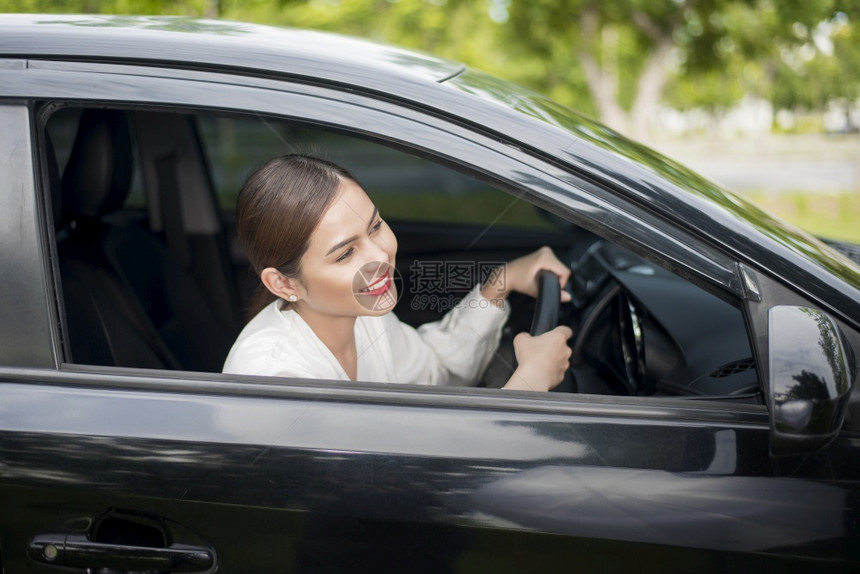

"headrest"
[61,109,133,221]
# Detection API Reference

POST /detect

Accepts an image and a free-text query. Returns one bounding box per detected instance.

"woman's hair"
[236,154,358,317]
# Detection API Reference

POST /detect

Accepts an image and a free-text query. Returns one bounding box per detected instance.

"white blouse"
[222,284,509,386]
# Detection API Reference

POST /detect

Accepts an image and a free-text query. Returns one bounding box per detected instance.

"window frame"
[14,60,768,420]
[0,101,57,369]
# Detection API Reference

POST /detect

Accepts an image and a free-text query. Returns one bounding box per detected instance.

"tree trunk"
[204,0,220,19]
[630,35,675,141]
[578,5,628,133]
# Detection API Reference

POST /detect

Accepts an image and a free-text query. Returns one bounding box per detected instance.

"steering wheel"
[616,291,647,395]
[530,269,561,336]
[531,269,576,392]
[480,269,569,389]
[570,281,647,395]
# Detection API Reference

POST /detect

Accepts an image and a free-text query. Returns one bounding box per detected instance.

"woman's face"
[293,179,398,318]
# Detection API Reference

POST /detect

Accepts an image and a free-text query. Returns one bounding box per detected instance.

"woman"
[223,155,573,391]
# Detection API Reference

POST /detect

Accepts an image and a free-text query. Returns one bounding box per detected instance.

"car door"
[0,59,857,573]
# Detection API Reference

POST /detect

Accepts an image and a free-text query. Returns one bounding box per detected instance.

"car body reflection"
[471,463,848,555]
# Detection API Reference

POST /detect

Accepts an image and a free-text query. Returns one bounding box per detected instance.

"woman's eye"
[336,247,354,262]
[370,220,383,233]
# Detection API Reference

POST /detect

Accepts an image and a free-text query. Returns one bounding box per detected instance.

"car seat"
[55,108,234,372]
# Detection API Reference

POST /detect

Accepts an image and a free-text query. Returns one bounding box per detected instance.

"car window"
[42,104,760,403]
[196,114,554,230]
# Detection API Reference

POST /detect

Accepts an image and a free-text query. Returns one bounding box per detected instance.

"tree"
[827,16,860,130]
[771,13,860,131]
[503,0,842,140]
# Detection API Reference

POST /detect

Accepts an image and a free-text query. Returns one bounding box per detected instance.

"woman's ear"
[260,267,299,301]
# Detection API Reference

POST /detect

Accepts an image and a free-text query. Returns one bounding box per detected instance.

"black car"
[0,13,858,573]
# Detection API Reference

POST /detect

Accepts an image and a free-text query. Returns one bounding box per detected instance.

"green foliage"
[665,65,745,112]
[769,15,860,115]
[501,0,854,136]
[0,0,215,15]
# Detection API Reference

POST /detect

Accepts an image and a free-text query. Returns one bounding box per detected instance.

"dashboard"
[561,241,761,401]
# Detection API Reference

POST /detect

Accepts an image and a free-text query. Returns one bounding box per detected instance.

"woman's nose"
[370,233,395,261]
[357,244,387,272]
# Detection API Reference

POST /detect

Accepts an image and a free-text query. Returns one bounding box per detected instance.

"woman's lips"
[360,271,391,296]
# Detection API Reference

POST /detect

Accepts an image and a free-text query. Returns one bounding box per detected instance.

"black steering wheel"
[479,269,571,389]
[531,269,576,392]
[530,269,561,336]
[570,281,647,396]
[616,291,647,395]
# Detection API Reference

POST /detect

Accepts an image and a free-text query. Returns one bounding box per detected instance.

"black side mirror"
[768,306,856,456]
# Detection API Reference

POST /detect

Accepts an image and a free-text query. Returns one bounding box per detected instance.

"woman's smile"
[359,270,392,296]
[353,261,399,312]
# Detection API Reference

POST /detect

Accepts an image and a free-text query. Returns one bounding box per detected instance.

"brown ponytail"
[236,154,358,318]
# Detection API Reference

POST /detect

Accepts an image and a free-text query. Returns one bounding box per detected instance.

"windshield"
[447,69,860,289]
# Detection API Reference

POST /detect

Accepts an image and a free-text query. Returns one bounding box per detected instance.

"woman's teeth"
[362,274,388,292]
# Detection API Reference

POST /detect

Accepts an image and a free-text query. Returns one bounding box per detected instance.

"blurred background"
[4,0,859,242]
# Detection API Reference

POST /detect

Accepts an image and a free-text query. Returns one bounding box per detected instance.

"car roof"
[0,13,465,87]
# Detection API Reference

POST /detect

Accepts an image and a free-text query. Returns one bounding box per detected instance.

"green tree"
[503,0,841,140]
[828,17,860,129]
[771,14,860,131]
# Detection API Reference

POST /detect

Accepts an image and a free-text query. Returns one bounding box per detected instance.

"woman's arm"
[393,246,573,390]
[390,284,510,386]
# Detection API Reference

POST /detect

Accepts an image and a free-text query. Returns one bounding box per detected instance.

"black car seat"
[55,108,234,372]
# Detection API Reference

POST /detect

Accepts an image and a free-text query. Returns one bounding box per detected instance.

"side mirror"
[768,306,856,456]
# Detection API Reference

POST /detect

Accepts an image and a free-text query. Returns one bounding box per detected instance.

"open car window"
[44,104,761,403]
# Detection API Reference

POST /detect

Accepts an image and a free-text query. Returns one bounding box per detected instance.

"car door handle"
[28,534,215,572]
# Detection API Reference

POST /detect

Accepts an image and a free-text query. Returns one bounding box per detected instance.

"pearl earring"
[288,295,297,302]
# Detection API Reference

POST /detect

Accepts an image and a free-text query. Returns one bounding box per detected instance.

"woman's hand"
[504,325,573,391]
[482,246,573,391]
[481,246,571,306]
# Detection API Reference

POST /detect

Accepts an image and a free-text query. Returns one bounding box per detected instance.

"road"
[652,134,860,194]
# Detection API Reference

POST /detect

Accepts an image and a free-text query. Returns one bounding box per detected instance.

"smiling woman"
[222,154,573,390]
